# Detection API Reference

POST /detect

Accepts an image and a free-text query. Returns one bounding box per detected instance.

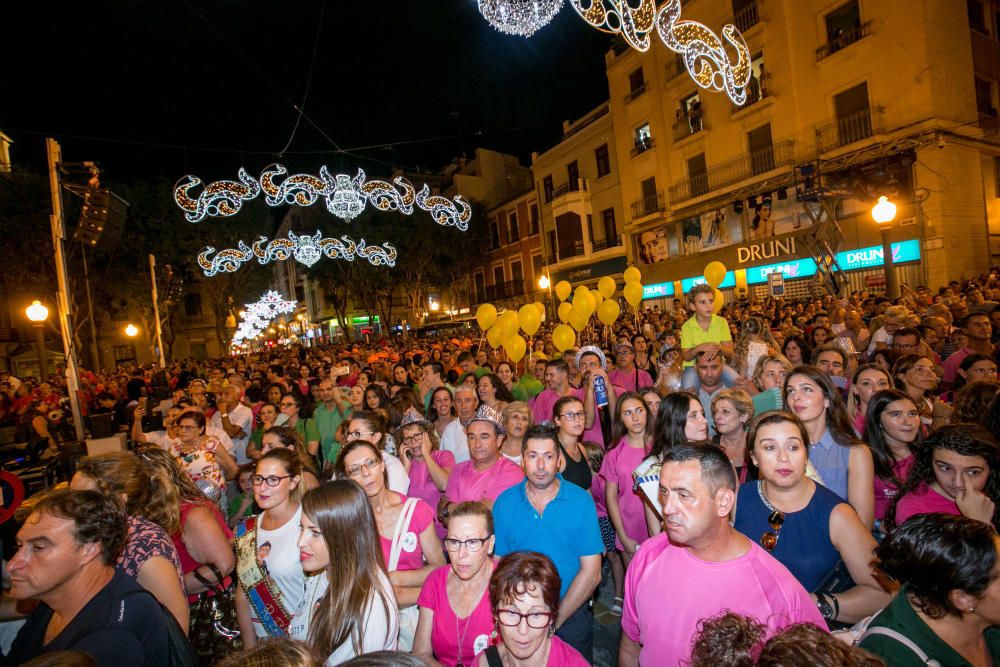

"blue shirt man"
[493,424,604,662]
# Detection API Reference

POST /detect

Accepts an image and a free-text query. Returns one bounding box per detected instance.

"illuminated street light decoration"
[232,290,298,345]
[568,0,656,50]
[197,231,398,277]
[175,165,470,229]
[478,0,564,37]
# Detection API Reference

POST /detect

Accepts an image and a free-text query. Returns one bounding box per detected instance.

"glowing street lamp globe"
[478,0,564,37]
[26,300,49,323]
[124,324,139,337]
[538,275,550,290]
[872,196,897,225]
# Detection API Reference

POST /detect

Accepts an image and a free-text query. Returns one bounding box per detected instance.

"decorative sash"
[235,515,293,636]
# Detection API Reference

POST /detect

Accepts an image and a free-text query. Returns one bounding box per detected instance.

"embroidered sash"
[235,515,293,636]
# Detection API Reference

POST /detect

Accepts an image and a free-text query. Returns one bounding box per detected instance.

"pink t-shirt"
[571,386,624,448]
[874,454,916,520]
[894,483,962,525]
[608,368,654,394]
[599,439,649,551]
[474,635,589,667]
[379,494,435,572]
[416,565,493,667]
[622,534,827,665]
[408,450,456,512]
[445,458,524,506]
[530,389,563,423]
[591,471,608,518]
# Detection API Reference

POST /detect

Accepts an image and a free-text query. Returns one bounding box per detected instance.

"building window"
[969,0,988,33]
[508,212,520,242]
[675,93,704,140]
[994,157,1000,197]
[543,176,553,203]
[489,219,501,250]
[833,82,874,146]
[627,67,646,102]
[184,293,203,317]
[747,123,775,175]
[510,260,523,287]
[976,78,998,116]
[529,204,539,235]
[632,123,653,156]
[733,53,769,110]
[474,272,486,303]
[531,254,543,280]
[602,208,617,245]
[567,160,580,190]
[824,1,863,51]
[595,144,611,178]
[493,265,505,286]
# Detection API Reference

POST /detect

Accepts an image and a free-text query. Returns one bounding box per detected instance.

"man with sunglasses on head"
[492,424,603,662]
[619,443,823,667]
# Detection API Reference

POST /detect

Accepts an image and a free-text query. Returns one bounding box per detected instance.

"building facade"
[472,188,545,311]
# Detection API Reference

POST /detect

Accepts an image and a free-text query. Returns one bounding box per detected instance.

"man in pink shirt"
[530,360,575,423]
[439,404,524,526]
[619,443,826,666]
[608,343,653,394]
[574,346,625,449]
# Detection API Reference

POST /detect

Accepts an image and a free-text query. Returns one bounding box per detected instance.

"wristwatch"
[815,592,838,621]
[221,413,229,419]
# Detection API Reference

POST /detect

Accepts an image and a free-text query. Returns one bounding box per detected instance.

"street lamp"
[872,196,898,298]
[538,274,554,321]
[25,300,49,380]
[124,323,139,337]
[538,275,550,290]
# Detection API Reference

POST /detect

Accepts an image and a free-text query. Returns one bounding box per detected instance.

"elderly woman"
[397,408,455,518]
[413,502,497,667]
[734,411,890,624]
[860,514,1000,664]
[500,402,532,464]
[476,551,589,666]
[150,409,238,500]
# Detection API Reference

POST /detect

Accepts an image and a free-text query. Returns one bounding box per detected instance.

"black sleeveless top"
[559,440,592,490]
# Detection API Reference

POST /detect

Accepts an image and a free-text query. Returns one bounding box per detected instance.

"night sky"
[5,1,612,182]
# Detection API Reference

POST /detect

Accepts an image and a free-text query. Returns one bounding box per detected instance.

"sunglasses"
[760,510,784,552]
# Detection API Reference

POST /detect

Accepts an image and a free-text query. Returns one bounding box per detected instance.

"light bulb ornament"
[478,0,565,37]
[197,231,398,277]
[232,290,298,346]
[175,165,471,229]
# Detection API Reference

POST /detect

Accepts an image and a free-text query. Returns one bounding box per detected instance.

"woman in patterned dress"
[171,410,238,498]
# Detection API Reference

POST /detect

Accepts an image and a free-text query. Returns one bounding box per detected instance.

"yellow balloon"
[558,302,573,323]
[597,276,616,299]
[704,261,727,288]
[623,281,644,308]
[569,308,589,332]
[591,289,603,307]
[486,324,504,348]
[623,266,642,284]
[712,287,725,314]
[476,303,497,331]
[555,280,572,301]
[504,335,527,363]
[498,310,519,340]
[573,287,595,318]
[518,304,542,336]
[597,299,621,326]
[534,301,545,315]
[552,324,576,352]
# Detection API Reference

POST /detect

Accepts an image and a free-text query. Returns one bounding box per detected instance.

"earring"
[968,607,976,613]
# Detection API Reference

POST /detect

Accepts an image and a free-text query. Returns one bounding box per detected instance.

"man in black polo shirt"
[4,489,170,666]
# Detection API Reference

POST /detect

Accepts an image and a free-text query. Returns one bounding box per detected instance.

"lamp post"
[124,323,139,337]
[538,274,553,321]
[25,300,49,380]
[872,195,898,299]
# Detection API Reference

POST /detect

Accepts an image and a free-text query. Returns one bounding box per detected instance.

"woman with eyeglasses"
[165,410,239,503]
[864,390,921,536]
[949,353,998,395]
[279,392,321,462]
[785,365,875,530]
[234,448,305,646]
[397,409,454,531]
[345,411,410,494]
[734,412,890,626]
[476,551,588,666]
[551,396,592,491]
[260,425,320,491]
[892,353,951,430]
[847,364,892,437]
[500,402,532,465]
[413,502,496,667]
[336,440,444,651]
[602,392,652,566]
[291,480,398,663]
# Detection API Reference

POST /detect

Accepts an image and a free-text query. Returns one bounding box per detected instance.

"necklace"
[454,609,473,667]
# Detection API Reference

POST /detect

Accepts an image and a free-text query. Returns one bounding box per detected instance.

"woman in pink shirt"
[337,440,445,650]
[887,423,1000,531]
[601,392,653,568]
[864,389,920,535]
[413,502,496,667]
[398,408,455,517]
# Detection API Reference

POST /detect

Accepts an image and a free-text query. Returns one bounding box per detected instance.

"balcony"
[591,235,623,252]
[816,21,872,61]
[551,179,588,200]
[815,106,885,153]
[180,314,213,328]
[631,192,666,219]
[668,140,796,203]
[625,83,647,103]
[731,73,773,113]
[731,0,760,32]
[673,115,707,142]
[630,137,655,157]
[485,280,527,302]
[665,56,687,82]
[557,241,587,261]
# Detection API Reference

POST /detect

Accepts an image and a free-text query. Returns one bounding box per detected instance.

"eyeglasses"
[176,424,200,431]
[559,411,586,421]
[252,474,291,487]
[346,430,376,440]
[496,609,554,629]
[402,433,425,445]
[346,458,382,477]
[443,535,492,552]
[760,510,785,552]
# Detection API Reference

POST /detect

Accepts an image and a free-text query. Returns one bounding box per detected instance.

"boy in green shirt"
[680,283,740,390]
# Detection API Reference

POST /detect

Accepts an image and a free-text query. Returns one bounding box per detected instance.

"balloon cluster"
[703,261,727,313]
[475,302,546,363]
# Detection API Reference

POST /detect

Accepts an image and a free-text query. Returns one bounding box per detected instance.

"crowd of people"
[3,274,1000,666]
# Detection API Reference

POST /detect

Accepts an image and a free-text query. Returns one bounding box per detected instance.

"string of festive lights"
[196,231,397,277]
[232,290,298,345]
[174,164,471,228]
[477,0,564,37]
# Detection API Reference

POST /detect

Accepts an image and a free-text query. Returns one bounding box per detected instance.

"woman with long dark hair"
[291,480,398,662]
[864,389,921,536]
[280,392,321,460]
[552,396,592,490]
[785,365,875,530]
[892,353,951,430]
[601,392,652,566]
[428,387,456,439]
[847,364,892,436]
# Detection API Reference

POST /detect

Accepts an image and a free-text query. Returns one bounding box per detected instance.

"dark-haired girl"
[864,389,921,534]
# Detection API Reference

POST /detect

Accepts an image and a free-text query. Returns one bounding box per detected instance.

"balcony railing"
[592,235,623,252]
[668,140,796,203]
[665,56,687,81]
[557,241,586,261]
[631,192,666,219]
[551,179,589,200]
[816,21,872,60]
[731,0,760,32]
[485,280,527,301]
[732,73,773,112]
[673,115,707,142]
[625,83,647,103]
[815,106,885,153]
[180,314,213,328]
[630,137,655,157]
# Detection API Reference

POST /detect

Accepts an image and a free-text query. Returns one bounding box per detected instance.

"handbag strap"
[388,497,418,572]
[860,627,938,665]
[484,646,503,667]
[192,562,227,593]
